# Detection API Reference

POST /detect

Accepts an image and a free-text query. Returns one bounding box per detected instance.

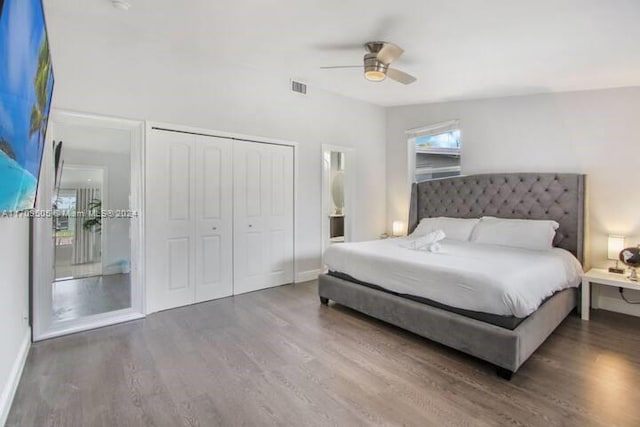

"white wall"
[60,147,131,275]
[386,86,640,315]
[50,54,387,276]
[0,218,31,425]
[48,55,386,278]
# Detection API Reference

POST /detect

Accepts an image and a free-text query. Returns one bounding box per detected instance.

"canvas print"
[0,0,54,212]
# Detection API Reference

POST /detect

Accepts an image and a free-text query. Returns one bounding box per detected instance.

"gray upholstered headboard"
[408,173,586,263]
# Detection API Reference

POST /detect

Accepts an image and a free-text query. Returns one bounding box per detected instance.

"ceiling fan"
[320,41,417,85]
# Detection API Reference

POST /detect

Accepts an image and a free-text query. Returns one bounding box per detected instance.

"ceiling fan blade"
[312,42,364,51]
[319,65,362,69]
[386,68,417,85]
[376,42,404,64]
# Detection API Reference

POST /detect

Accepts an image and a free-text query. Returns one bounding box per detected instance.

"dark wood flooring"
[8,281,640,426]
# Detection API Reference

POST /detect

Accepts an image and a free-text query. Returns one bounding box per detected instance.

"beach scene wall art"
[0,0,54,212]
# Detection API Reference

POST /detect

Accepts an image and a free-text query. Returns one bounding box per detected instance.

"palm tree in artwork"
[29,36,51,148]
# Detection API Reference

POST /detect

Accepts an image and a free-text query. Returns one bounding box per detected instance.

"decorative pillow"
[411,217,480,241]
[470,216,559,250]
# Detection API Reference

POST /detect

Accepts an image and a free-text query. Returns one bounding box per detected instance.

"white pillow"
[470,216,559,251]
[411,217,480,241]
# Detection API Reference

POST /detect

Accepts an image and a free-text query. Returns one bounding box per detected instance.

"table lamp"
[608,235,625,274]
[392,220,404,237]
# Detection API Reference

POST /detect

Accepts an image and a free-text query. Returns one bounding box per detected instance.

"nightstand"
[581,268,640,320]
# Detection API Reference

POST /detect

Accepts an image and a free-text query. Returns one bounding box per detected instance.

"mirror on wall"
[50,125,132,322]
[322,145,354,255]
[33,111,144,341]
[330,151,345,242]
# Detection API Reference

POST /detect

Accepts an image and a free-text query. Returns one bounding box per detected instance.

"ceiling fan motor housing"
[364,53,387,81]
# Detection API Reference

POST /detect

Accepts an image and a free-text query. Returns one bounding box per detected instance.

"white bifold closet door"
[146,130,233,312]
[233,141,294,294]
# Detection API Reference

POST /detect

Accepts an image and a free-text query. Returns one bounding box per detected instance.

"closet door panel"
[267,147,294,283]
[147,127,293,309]
[233,142,265,294]
[168,144,190,220]
[234,142,294,294]
[245,231,264,277]
[194,136,233,302]
[146,130,196,312]
[168,238,190,290]
[201,236,221,284]
[269,230,285,273]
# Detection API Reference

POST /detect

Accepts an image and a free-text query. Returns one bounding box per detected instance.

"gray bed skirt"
[318,273,577,374]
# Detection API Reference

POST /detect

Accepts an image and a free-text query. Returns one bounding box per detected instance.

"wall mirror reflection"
[33,111,144,341]
[322,145,355,255]
[51,126,131,322]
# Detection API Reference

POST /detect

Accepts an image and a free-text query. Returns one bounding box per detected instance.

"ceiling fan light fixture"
[365,70,386,82]
[364,53,387,82]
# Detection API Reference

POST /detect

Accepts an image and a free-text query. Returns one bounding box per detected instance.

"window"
[53,190,76,244]
[407,120,461,183]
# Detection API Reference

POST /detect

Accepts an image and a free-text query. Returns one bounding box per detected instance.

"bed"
[318,173,586,379]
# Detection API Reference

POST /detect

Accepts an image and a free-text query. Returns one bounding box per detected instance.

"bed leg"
[319,296,329,305]
[496,367,514,381]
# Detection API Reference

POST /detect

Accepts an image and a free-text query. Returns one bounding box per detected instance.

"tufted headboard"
[408,173,586,263]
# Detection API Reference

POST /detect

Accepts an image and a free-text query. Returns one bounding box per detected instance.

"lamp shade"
[392,220,404,237]
[608,235,625,260]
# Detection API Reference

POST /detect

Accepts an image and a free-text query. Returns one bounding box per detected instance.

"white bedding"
[323,238,583,318]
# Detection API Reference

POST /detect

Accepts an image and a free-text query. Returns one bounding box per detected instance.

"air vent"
[291,80,307,94]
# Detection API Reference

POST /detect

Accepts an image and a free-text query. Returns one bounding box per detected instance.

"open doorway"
[321,145,355,256]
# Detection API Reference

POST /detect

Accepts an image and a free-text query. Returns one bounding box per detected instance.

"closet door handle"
[212,227,217,230]
[248,224,253,228]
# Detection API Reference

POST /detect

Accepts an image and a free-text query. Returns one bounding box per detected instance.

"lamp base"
[629,268,638,282]
[609,266,625,274]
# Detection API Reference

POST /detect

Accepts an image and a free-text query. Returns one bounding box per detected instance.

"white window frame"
[406,119,462,187]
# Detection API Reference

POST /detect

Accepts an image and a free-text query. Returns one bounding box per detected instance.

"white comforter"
[323,238,583,318]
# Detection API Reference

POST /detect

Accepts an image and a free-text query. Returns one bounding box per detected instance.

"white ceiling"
[44,0,640,106]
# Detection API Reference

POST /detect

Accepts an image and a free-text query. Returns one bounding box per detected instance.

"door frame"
[321,144,355,259]
[33,110,145,341]
[144,121,299,314]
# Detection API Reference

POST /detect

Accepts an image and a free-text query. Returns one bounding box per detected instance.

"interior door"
[233,141,294,294]
[194,135,233,302]
[146,130,196,312]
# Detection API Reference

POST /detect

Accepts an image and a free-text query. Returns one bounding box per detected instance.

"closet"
[145,128,294,313]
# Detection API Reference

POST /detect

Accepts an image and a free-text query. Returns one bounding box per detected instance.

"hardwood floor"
[8,280,640,426]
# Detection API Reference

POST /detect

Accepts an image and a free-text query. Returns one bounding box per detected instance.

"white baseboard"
[596,295,640,318]
[0,328,31,426]
[295,269,321,283]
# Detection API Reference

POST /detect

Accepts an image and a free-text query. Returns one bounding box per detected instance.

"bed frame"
[318,173,586,379]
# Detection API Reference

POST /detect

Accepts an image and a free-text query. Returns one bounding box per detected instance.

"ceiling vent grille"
[291,80,307,95]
